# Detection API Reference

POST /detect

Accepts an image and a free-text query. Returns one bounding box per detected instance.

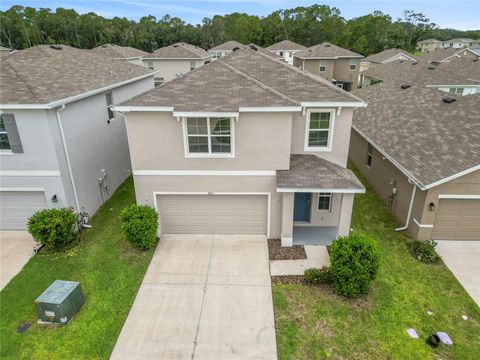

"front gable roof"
[363,48,416,64]
[209,40,244,51]
[266,40,306,51]
[90,44,149,59]
[294,42,363,59]
[144,42,211,59]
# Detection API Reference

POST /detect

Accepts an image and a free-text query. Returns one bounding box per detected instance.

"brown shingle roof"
[363,48,416,64]
[90,44,149,59]
[417,48,462,62]
[210,40,244,51]
[295,42,363,59]
[266,40,306,51]
[144,42,211,59]
[0,45,153,105]
[276,154,365,191]
[352,82,480,188]
[122,48,364,111]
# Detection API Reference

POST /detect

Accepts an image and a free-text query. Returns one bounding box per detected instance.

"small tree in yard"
[120,205,158,250]
[27,208,77,250]
[330,232,380,298]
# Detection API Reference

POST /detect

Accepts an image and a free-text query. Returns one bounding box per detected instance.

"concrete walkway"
[435,240,480,307]
[270,245,330,276]
[0,231,36,290]
[111,234,277,359]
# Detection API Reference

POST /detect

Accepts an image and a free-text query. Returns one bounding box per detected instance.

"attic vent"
[325,44,331,47]
[442,96,456,104]
[248,45,257,51]
[427,65,435,70]
[204,60,211,65]
[173,45,178,48]
[101,45,108,48]
[49,45,63,50]
[412,62,418,65]
[399,60,404,63]
[232,47,240,51]
[400,84,411,89]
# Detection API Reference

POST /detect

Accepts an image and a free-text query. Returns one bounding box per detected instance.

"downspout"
[395,180,416,232]
[55,105,80,212]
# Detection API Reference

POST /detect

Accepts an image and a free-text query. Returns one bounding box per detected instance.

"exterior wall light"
[429,202,436,212]
[52,194,58,203]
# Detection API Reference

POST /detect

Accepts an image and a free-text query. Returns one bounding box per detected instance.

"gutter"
[55,105,80,212]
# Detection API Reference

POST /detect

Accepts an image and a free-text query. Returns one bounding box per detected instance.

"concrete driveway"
[111,234,277,360]
[436,240,480,306]
[0,231,36,290]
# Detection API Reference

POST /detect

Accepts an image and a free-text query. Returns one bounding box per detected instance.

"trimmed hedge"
[304,267,332,284]
[120,205,158,250]
[27,208,77,250]
[330,232,380,298]
[407,239,441,264]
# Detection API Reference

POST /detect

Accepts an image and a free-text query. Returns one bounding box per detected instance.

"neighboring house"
[417,39,442,52]
[266,40,306,65]
[360,48,416,71]
[418,47,479,65]
[209,40,244,59]
[142,42,212,84]
[0,45,155,229]
[350,82,480,241]
[293,42,363,91]
[90,43,149,66]
[115,47,366,247]
[0,45,12,58]
[359,58,480,96]
[441,38,480,49]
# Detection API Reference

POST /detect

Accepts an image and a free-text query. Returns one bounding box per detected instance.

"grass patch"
[0,177,155,359]
[273,163,480,360]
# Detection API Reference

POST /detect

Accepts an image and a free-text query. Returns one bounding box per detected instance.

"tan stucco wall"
[291,108,353,167]
[142,59,206,81]
[294,58,360,89]
[294,193,342,227]
[418,43,442,52]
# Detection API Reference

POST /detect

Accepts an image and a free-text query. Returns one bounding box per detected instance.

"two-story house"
[116,48,366,247]
[360,48,416,71]
[90,43,150,66]
[209,40,244,59]
[0,45,155,229]
[142,42,212,85]
[417,39,442,52]
[293,42,363,91]
[266,40,306,65]
[441,38,480,49]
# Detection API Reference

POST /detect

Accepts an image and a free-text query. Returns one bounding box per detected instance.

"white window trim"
[182,117,235,158]
[304,108,335,152]
[317,192,332,212]
[349,59,357,71]
[319,60,326,72]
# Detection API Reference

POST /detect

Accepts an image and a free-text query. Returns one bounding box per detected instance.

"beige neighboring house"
[360,48,416,71]
[417,39,442,52]
[266,40,306,65]
[142,42,212,84]
[116,47,367,247]
[441,38,480,49]
[293,42,363,91]
[0,45,155,229]
[90,43,149,66]
[418,47,479,65]
[350,82,480,241]
[209,40,244,59]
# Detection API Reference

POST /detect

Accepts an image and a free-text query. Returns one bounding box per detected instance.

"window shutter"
[2,114,23,153]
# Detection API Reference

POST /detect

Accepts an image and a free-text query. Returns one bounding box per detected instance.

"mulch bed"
[268,239,307,261]
[271,275,306,285]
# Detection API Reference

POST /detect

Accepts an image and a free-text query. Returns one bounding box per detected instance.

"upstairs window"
[319,60,326,72]
[184,117,233,157]
[305,110,334,151]
[349,59,357,71]
[318,193,332,211]
[190,61,196,71]
[366,142,373,167]
[0,115,11,150]
[0,114,23,153]
[106,92,115,120]
[449,87,464,95]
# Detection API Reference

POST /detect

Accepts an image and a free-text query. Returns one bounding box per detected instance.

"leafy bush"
[120,205,158,250]
[407,239,441,264]
[330,232,380,298]
[304,267,332,284]
[27,208,77,250]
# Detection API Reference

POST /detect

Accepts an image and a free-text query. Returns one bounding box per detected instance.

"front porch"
[293,226,338,246]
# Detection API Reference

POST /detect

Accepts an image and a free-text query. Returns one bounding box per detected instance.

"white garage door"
[157,194,268,235]
[432,199,480,240]
[0,191,48,230]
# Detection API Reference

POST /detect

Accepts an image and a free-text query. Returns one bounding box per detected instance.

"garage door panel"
[432,199,480,240]
[157,195,267,235]
[0,191,48,230]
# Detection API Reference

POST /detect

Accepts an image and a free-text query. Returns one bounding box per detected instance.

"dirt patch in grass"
[268,239,307,260]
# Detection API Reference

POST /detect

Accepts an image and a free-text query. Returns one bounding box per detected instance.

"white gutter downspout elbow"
[395,181,417,232]
[55,105,80,212]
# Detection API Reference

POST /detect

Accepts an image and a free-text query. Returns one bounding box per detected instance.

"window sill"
[0,150,14,156]
[304,147,332,153]
[185,153,235,159]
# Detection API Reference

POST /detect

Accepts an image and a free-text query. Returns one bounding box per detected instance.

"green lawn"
[273,164,480,360]
[0,178,155,360]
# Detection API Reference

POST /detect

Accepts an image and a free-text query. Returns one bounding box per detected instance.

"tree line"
[1,4,479,56]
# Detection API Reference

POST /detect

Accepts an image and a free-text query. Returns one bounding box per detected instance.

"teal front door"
[294,193,311,222]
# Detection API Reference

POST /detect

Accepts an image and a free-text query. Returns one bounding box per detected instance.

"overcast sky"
[1,0,479,30]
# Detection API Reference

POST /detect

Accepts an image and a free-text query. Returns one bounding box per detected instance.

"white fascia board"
[239,106,302,112]
[134,170,276,176]
[301,101,367,108]
[143,56,212,61]
[114,106,174,112]
[0,170,61,177]
[173,111,239,117]
[276,187,365,194]
[383,53,417,63]
[0,104,50,110]
[438,194,480,200]
[0,186,45,192]
[424,164,480,189]
[426,84,479,88]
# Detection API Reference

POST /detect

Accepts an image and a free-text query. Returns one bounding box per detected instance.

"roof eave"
[276,187,365,193]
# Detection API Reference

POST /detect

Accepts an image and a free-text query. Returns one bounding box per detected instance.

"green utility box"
[35,280,84,324]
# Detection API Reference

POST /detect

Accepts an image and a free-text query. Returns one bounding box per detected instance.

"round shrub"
[330,232,380,298]
[304,267,332,284]
[27,208,77,250]
[120,205,158,250]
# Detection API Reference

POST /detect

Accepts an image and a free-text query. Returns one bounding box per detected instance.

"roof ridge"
[217,53,299,106]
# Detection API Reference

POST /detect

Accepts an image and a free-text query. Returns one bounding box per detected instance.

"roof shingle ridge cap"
[217,53,299,106]
[248,47,364,102]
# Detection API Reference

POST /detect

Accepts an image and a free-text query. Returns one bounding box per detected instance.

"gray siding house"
[0,45,155,229]
[116,48,366,246]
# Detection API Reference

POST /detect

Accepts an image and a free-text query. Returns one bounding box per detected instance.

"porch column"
[338,194,354,236]
[281,192,294,247]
